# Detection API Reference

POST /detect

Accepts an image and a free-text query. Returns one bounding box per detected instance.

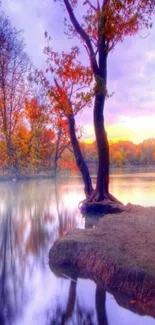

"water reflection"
[95,286,108,325]
[50,264,155,325]
[0,179,84,325]
[109,171,155,206]
[45,279,97,325]
[0,171,154,324]
[45,278,96,325]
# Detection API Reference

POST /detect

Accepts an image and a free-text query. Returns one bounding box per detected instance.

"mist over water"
[0,168,155,325]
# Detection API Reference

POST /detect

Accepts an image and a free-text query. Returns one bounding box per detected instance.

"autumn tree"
[43,44,94,196]
[12,124,30,172]
[25,97,55,172]
[0,9,30,176]
[52,116,71,175]
[55,0,155,203]
[33,69,73,176]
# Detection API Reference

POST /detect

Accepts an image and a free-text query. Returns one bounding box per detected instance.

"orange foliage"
[44,43,93,117]
[25,98,49,128]
[59,0,155,52]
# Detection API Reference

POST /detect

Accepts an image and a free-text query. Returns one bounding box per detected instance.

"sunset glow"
[83,115,155,144]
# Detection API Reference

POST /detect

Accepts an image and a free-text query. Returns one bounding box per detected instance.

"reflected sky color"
[110,170,155,206]
[0,171,155,324]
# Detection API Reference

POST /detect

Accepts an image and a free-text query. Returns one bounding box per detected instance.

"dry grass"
[49,204,155,306]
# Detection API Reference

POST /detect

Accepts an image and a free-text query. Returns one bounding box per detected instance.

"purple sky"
[2,0,155,143]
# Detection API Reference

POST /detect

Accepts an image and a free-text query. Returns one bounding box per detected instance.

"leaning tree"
[54,0,155,203]
[43,43,94,196]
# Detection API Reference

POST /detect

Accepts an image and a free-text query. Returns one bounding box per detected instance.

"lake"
[0,168,155,325]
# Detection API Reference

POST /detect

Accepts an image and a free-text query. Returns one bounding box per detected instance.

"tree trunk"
[54,154,58,177]
[94,91,109,200]
[6,138,19,178]
[91,51,110,201]
[92,56,120,203]
[53,128,62,178]
[68,113,93,197]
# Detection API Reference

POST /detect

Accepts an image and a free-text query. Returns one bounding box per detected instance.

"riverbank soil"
[49,204,155,307]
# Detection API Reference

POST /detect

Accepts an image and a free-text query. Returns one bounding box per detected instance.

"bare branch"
[63,0,99,74]
[96,0,100,10]
[83,1,97,11]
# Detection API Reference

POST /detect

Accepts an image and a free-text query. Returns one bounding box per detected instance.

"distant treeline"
[81,138,155,169]
[1,136,155,176]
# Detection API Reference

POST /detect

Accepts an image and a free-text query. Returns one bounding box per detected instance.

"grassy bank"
[49,204,155,307]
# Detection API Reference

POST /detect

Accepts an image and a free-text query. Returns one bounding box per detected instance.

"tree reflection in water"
[1,178,155,325]
[0,207,22,325]
[47,197,108,325]
[0,179,84,325]
[48,262,155,325]
[48,258,110,325]
[95,286,108,325]
[45,275,109,325]
[46,281,95,325]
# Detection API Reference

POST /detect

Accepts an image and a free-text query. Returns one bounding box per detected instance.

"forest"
[0,4,155,179]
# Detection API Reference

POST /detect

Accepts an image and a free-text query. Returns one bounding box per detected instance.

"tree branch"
[102,0,108,10]
[83,1,97,11]
[97,0,100,10]
[63,0,99,74]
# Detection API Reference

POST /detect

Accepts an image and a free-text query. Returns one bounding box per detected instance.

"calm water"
[0,169,155,325]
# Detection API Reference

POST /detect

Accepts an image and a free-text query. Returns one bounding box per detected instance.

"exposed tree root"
[106,192,123,205]
[79,190,122,206]
[79,190,124,215]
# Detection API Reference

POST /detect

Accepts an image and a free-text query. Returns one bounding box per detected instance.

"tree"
[55,0,155,203]
[0,9,30,176]
[12,124,30,173]
[52,116,71,175]
[25,97,55,172]
[43,43,94,196]
[34,69,74,176]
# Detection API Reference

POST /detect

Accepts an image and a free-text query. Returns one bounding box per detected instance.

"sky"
[2,0,155,144]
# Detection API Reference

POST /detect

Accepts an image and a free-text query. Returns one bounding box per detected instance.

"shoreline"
[49,204,155,307]
[0,174,54,182]
[0,165,154,182]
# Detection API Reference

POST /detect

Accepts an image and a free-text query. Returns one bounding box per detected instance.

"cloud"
[2,0,68,67]
[106,27,155,121]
